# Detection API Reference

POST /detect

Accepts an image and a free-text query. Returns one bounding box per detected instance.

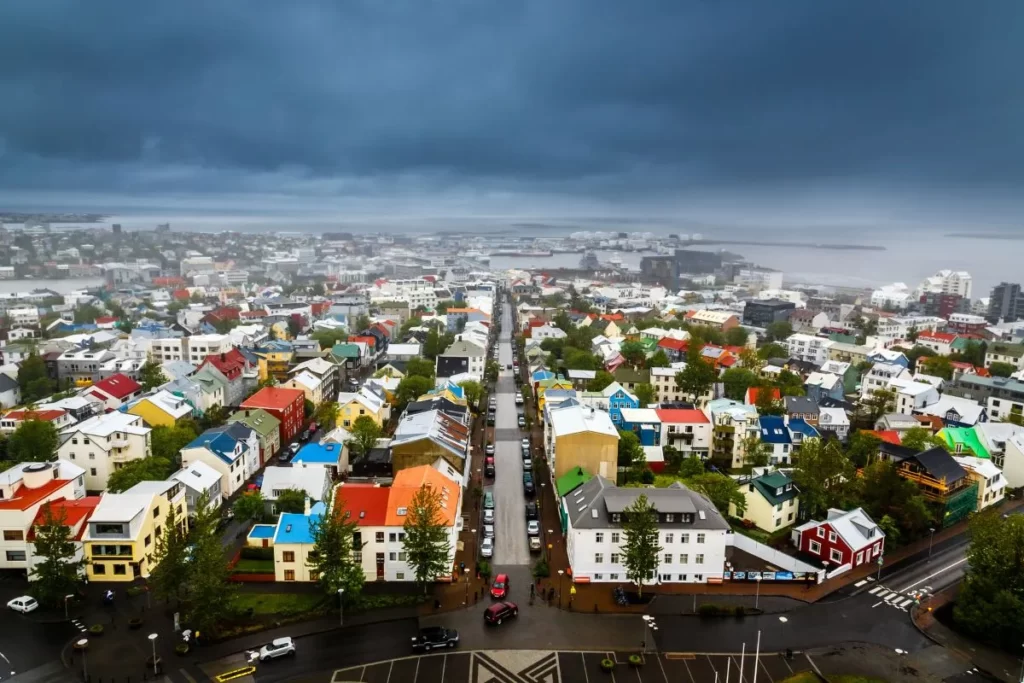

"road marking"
[440,654,446,683]
[681,656,698,683]
[179,669,196,683]
[579,653,590,683]
[781,654,795,674]
[385,660,393,683]
[872,601,885,608]
[868,586,884,595]
[656,654,670,683]
[885,592,902,603]
[854,579,867,587]
[897,598,914,608]
[759,655,775,683]
[0,652,8,665]
[898,558,969,592]
[414,657,419,682]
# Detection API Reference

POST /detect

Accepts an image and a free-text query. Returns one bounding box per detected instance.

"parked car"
[484,457,495,478]
[485,443,495,455]
[7,596,38,614]
[487,414,495,426]
[483,524,495,539]
[490,573,509,599]
[483,509,495,524]
[525,502,538,519]
[411,627,460,652]
[484,601,519,626]
[529,536,542,553]
[506,363,512,370]
[522,456,533,470]
[288,442,301,455]
[483,491,494,509]
[523,478,535,496]
[527,520,540,536]
[518,415,526,429]
[515,392,524,404]
[259,637,296,661]
[480,537,494,558]
[521,438,530,448]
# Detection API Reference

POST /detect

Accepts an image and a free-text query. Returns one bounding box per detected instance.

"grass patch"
[831,677,888,683]
[729,520,793,545]
[233,558,275,574]
[778,673,821,683]
[232,593,324,617]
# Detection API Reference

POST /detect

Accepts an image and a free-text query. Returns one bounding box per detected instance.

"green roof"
[750,471,799,506]
[228,408,281,438]
[828,333,858,345]
[988,343,1024,358]
[556,466,593,497]
[940,427,989,458]
[638,338,658,352]
[331,343,361,358]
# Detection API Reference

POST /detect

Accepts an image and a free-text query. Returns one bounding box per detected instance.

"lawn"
[233,592,324,616]
[778,673,820,683]
[233,558,275,574]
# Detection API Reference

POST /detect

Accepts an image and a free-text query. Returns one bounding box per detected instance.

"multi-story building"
[180,423,260,497]
[730,470,800,532]
[545,404,619,482]
[785,333,833,365]
[987,282,1023,323]
[683,310,739,332]
[650,366,686,404]
[952,457,1005,511]
[915,331,960,357]
[83,480,187,582]
[227,409,281,467]
[792,508,884,574]
[706,399,760,470]
[374,279,438,310]
[436,340,486,381]
[57,412,152,492]
[946,374,1024,423]
[84,373,143,411]
[984,343,1024,370]
[860,363,909,399]
[947,313,988,336]
[878,445,977,527]
[57,348,117,387]
[149,334,233,365]
[917,270,973,299]
[241,387,306,444]
[127,390,194,428]
[8,306,40,327]
[742,299,796,328]
[564,476,730,584]
[655,408,712,457]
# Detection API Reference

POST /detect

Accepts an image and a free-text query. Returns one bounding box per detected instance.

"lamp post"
[894,648,905,679]
[754,575,762,610]
[77,639,88,681]
[557,569,565,609]
[148,633,159,676]
[64,594,74,620]
[927,527,936,560]
[338,588,345,626]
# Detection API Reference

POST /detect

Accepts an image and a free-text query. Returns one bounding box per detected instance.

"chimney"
[304,496,311,516]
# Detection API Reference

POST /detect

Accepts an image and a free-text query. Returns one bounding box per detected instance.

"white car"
[483,524,495,538]
[481,537,494,558]
[521,438,530,448]
[515,393,524,404]
[527,520,540,536]
[7,596,39,614]
[483,509,495,524]
[259,637,296,661]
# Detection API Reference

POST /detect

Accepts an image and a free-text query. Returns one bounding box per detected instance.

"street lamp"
[338,588,345,626]
[77,639,88,681]
[754,575,762,610]
[894,648,906,679]
[64,594,74,620]
[557,570,565,609]
[148,633,159,676]
[927,527,936,560]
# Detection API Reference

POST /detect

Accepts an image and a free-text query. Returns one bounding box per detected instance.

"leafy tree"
[275,488,308,514]
[951,340,987,368]
[311,329,349,351]
[791,438,854,520]
[30,504,85,607]
[148,501,190,605]
[564,347,601,371]
[921,355,954,381]
[18,354,53,402]
[901,345,936,368]
[899,427,934,452]
[775,370,805,397]
[738,348,764,372]
[619,494,662,597]
[724,326,750,347]
[304,398,316,419]
[860,388,897,427]
[458,380,483,407]
[721,367,759,401]
[754,386,786,416]
[405,357,436,380]
[434,300,456,314]
[402,484,452,591]
[989,361,1017,378]
[757,343,789,360]
[396,375,433,407]
[646,349,669,369]
[686,472,746,516]
[233,491,267,522]
[138,359,168,390]
[197,404,230,431]
[765,321,793,342]
[619,340,647,369]
[485,360,501,383]
[352,314,371,332]
[183,503,235,635]
[315,400,340,429]
[588,370,615,392]
[676,344,717,403]
[349,416,384,462]
[7,419,58,464]
[73,303,102,324]
[307,496,365,599]
[634,383,656,407]
[954,512,1024,651]
[152,423,199,462]
[845,430,881,468]
[107,456,175,492]
[740,433,770,468]
[876,514,901,547]
[617,429,645,469]
[857,460,933,544]
[677,455,706,478]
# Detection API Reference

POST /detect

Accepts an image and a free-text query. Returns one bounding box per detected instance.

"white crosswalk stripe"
[868,586,884,595]
[897,598,914,609]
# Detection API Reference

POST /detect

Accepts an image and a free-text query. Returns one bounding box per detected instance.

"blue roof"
[293,442,342,465]
[186,425,249,464]
[532,370,555,382]
[545,389,577,399]
[759,416,791,444]
[273,503,327,544]
[787,418,820,439]
[248,524,276,539]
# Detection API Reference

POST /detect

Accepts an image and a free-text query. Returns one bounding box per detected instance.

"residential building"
[817,407,851,442]
[730,471,800,532]
[563,476,730,584]
[804,372,845,404]
[860,363,909,399]
[984,343,1024,370]
[531,325,567,342]
[878,446,977,527]
[57,412,152,492]
[870,283,912,310]
[655,408,712,457]
[288,357,340,405]
[83,479,187,582]
[743,299,796,328]
[784,396,820,427]
[577,382,640,427]
[650,366,689,403]
[198,349,256,406]
[987,282,1023,323]
[889,378,941,415]
[149,335,233,365]
[26,496,101,580]
[190,364,229,412]
[915,331,960,357]
[241,386,306,444]
[946,374,1024,423]
[545,404,620,482]
[84,373,143,411]
[336,388,389,429]
[292,441,347,478]
[684,310,739,331]
[0,408,77,433]
[170,461,223,517]
[792,508,884,573]
[705,399,760,469]
[952,457,1005,511]
[947,313,988,336]
[915,395,987,428]
[785,334,833,365]
[57,348,117,387]
[0,374,21,409]
[0,461,86,573]
[436,340,486,381]
[227,409,281,467]
[260,466,331,514]
[758,415,793,466]
[180,424,260,497]
[390,409,469,484]
[127,390,194,428]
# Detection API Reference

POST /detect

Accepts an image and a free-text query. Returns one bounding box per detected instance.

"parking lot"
[330,649,808,683]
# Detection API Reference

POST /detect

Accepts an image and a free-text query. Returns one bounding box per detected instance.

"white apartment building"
[8,307,40,327]
[564,477,730,584]
[870,283,912,310]
[953,456,1005,511]
[734,268,784,292]
[149,334,233,365]
[374,279,438,310]
[917,270,973,300]
[876,316,945,342]
[650,364,700,403]
[57,412,152,492]
[0,461,86,573]
[888,377,941,415]
[860,363,910,399]
[785,333,833,365]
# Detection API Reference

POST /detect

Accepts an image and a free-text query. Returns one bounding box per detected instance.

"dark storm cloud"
[0,0,1022,205]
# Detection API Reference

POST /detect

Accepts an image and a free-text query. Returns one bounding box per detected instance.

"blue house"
[787,417,821,449]
[868,350,909,369]
[758,415,792,466]
[580,381,639,428]
[804,372,845,404]
[619,407,662,446]
[532,369,555,384]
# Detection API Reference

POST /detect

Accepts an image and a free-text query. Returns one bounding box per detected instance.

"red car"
[484,601,518,625]
[490,573,509,599]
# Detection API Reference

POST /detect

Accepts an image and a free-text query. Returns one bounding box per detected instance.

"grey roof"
[0,374,18,392]
[565,476,729,531]
[784,395,819,414]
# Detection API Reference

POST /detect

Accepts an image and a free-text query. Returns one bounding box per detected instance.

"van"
[483,491,494,509]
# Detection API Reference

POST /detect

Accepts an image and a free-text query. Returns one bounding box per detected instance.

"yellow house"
[729,471,800,532]
[83,480,187,582]
[337,388,389,428]
[374,363,407,380]
[547,404,619,481]
[536,378,574,417]
[256,350,294,382]
[126,390,194,428]
[272,500,326,583]
[270,321,292,341]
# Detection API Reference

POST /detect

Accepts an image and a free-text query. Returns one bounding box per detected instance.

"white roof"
[818,407,850,427]
[386,343,422,357]
[140,390,193,419]
[549,404,619,439]
[172,461,222,492]
[38,395,102,412]
[953,456,1001,480]
[650,367,678,378]
[260,466,329,502]
[888,378,937,396]
[290,357,335,376]
[819,360,851,375]
[288,371,321,392]
[918,395,986,424]
[89,493,151,524]
[823,507,884,552]
[804,372,842,390]
[619,408,660,424]
[0,460,84,487]
[337,388,384,414]
[61,411,150,438]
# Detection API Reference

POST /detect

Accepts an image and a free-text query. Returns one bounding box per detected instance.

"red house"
[241,387,305,444]
[199,348,251,383]
[87,373,143,410]
[792,507,885,572]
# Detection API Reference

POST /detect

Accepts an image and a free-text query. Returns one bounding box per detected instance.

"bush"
[88,624,104,635]
[698,604,750,618]
[532,557,550,579]
[128,617,144,630]
[175,644,190,656]
[628,654,643,667]
[641,469,655,484]
[735,605,746,618]
[240,546,275,561]
[600,658,616,672]
[350,593,426,611]
[477,559,492,579]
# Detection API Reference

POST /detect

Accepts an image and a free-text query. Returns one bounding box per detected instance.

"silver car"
[527,520,540,536]
[481,537,494,558]
[483,509,495,524]
[483,524,495,538]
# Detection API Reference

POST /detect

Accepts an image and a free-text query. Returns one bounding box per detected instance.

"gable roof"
[227,408,281,438]
[91,373,141,399]
[750,471,799,506]
[261,466,329,502]
[908,446,969,486]
[242,386,305,411]
[171,460,222,492]
[758,415,791,444]
[335,484,389,527]
[386,465,460,527]
[819,507,884,552]
[556,466,593,497]
[654,408,709,424]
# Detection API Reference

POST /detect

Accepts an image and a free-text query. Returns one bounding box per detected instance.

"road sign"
[877,556,884,565]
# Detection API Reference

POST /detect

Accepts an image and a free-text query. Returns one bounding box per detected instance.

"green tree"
[402,484,452,592]
[857,460,933,545]
[860,388,897,427]
[17,354,53,402]
[30,504,85,607]
[106,456,175,492]
[148,501,190,605]
[617,429,645,470]
[678,455,706,478]
[954,512,1024,651]
[765,321,793,342]
[724,326,750,347]
[921,355,954,381]
[754,386,786,416]
[233,491,267,522]
[7,419,58,464]
[686,472,746,516]
[564,347,601,371]
[756,343,788,361]
[791,438,854,520]
[619,494,662,597]
[676,344,717,403]
[485,360,501,383]
[588,370,615,392]
[458,380,483,407]
[845,430,881,468]
[740,433,770,468]
[989,361,1017,378]
[647,349,670,368]
[307,496,365,600]
[315,400,340,429]
[619,340,647,369]
[405,357,436,380]
[899,427,934,452]
[434,300,456,314]
[275,488,308,514]
[901,345,936,368]
[73,303,102,324]
[349,416,384,462]
[775,370,805,397]
[152,423,199,462]
[183,504,235,635]
[952,340,987,368]
[396,375,433,407]
[634,383,656,407]
[721,367,759,401]
[138,359,168,390]
[352,314,371,332]
[311,329,349,351]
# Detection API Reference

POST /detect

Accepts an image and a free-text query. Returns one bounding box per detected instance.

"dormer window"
[611,513,621,523]
[665,514,674,523]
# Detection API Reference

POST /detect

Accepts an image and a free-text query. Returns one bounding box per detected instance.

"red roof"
[3,409,66,423]
[382,320,396,328]
[240,309,268,319]
[864,430,902,445]
[91,373,142,399]
[746,387,781,405]
[205,307,241,322]
[201,348,248,380]
[918,331,957,343]
[657,338,688,351]
[654,408,709,424]
[975,367,992,377]
[601,313,624,322]
[95,316,117,324]
[349,335,376,347]
[311,302,331,316]
[173,289,191,300]
[0,478,71,511]
[241,386,305,411]
[527,320,546,328]
[335,484,389,526]
[28,497,102,540]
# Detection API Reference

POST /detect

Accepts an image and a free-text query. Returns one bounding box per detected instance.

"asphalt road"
[489,301,529,566]
[0,581,79,681]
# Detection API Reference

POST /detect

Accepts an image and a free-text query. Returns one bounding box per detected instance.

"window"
[660,573,671,581]
[595,532,604,543]
[830,548,843,563]
[680,553,688,563]
[88,453,95,460]
[828,531,837,543]
[396,572,405,580]
[611,532,620,544]
[594,553,604,564]
[809,540,821,554]
[788,513,794,522]
[93,563,106,575]
[282,551,295,562]
[697,533,705,544]
[399,533,406,541]
[664,533,674,544]
[695,574,703,581]
[5,551,26,562]
[389,533,397,542]
[611,513,621,523]
[775,518,782,527]
[610,553,619,563]
[816,527,824,538]
[696,554,704,565]
[664,554,673,564]
[3,530,24,541]
[353,551,363,563]
[284,570,295,581]
[665,514,674,522]
[855,551,863,565]
[389,552,397,561]
[680,533,690,543]
[398,552,407,561]
[375,532,385,543]
[610,573,619,580]
[144,535,151,547]
[594,573,603,580]
[113,564,127,575]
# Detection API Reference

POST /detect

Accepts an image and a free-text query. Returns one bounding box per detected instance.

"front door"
[376,553,385,579]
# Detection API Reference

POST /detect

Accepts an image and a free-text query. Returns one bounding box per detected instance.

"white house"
[888,377,941,415]
[531,325,567,342]
[860,363,910,399]
[179,424,260,498]
[260,466,331,514]
[57,412,152,492]
[786,334,833,366]
[170,461,224,517]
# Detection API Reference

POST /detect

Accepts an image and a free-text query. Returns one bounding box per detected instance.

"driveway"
[488,301,529,567]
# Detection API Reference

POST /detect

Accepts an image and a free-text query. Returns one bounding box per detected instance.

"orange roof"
[3,409,66,423]
[241,386,305,411]
[654,408,710,424]
[0,478,71,511]
[386,466,460,527]
[746,387,781,405]
[335,484,389,527]
[864,430,902,445]
[657,337,688,351]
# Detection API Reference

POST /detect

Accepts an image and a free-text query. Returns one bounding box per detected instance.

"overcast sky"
[1,1,1022,226]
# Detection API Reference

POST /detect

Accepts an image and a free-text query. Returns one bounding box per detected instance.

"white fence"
[729,533,825,583]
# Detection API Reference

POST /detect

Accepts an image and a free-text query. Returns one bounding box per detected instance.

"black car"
[411,627,460,652]
[523,479,535,496]
[525,501,538,519]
